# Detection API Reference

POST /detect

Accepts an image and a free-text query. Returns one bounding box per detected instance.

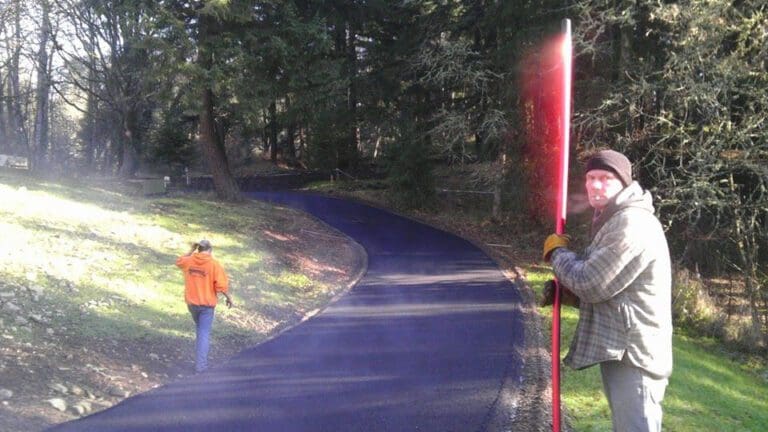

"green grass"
[0,168,348,350]
[527,267,768,432]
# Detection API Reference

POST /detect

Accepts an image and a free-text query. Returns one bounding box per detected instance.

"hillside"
[0,169,365,431]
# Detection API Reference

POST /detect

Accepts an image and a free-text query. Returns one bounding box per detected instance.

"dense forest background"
[0,0,765,349]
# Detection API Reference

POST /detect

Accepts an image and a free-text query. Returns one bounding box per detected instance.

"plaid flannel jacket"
[551,182,673,378]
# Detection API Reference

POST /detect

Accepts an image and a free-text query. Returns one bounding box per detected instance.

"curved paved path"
[49,192,526,432]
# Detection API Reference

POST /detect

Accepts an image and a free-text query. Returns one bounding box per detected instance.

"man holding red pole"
[541,149,673,432]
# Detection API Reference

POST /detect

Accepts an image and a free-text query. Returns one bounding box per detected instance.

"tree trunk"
[269,100,278,163]
[9,0,28,156]
[740,233,763,345]
[284,96,296,163]
[200,88,241,201]
[82,27,99,169]
[118,111,140,178]
[118,139,138,178]
[730,174,764,346]
[197,12,241,201]
[100,133,115,174]
[0,69,7,152]
[32,0,51,172]
[286,122,297,163]
[346,22,359,168]
[492,151,510,221]
[298,125,306,160]
[83,101,98,169]
[333,14,359,170]
[262,110,269,155]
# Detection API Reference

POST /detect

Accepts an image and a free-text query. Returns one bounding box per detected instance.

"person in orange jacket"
[176,239,233,373]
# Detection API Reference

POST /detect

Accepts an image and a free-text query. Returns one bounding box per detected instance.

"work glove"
[539,280,580,308]
[542,233,570,262]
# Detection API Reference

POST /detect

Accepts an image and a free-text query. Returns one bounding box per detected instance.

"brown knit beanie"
[585,150,632,187]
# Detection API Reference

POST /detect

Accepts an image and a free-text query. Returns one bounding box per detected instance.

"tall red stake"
[552,18,573,432]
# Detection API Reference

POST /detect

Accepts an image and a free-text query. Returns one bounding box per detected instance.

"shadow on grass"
[665,335,768,431]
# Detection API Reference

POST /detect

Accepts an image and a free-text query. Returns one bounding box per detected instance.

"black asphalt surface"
[49,192,526,432]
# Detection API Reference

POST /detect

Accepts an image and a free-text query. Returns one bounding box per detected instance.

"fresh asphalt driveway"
[49,192,528,431]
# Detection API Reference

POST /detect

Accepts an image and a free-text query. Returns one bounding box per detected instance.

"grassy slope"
[526,270,768,432]
[0,169,357,369]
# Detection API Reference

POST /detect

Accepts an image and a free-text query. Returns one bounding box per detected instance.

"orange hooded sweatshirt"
[176,252,229,307]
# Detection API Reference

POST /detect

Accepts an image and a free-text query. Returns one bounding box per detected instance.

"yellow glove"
[542,233,570,261]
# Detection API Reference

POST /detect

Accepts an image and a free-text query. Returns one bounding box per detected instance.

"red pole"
[552,18,572,432]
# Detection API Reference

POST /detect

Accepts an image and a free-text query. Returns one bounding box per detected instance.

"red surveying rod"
[552,18,572,432]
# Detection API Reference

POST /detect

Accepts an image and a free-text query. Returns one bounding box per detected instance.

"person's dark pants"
[187,305,215,373]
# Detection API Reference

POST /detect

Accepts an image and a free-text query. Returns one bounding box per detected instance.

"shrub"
[672,268,727,339]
